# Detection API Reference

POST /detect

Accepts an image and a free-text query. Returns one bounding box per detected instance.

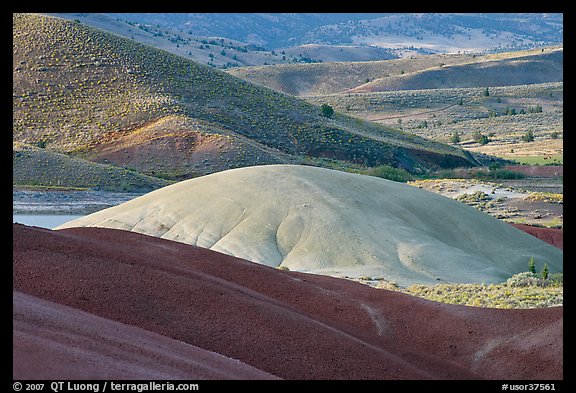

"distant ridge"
[349,48,563,93]
[228,47,563,96]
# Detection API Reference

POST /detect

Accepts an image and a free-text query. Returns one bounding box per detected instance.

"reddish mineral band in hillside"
[56,165,562,286]
[13,291,279,380]
[13,224,562,380]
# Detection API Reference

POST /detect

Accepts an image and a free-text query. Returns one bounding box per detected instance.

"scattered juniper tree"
[522,130,535,142]
[472,130,490,145]
[477,134,490,145]
[450,131,461,144]
[541,262,549,280]
[528,257,536,274]
[321,103,334,118]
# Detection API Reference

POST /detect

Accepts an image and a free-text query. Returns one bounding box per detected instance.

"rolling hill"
[227,46,562,97]
[14,223,563,379]
[14,291,278,380]
[56,165,562,287]
[13,13,477,188]
[13,142,170,191]
[103,13,562,54]
[349,48,563,93]
[49,13,341,69]
[227,52,481,96]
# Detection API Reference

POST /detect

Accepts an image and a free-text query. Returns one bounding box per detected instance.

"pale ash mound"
[56,165,562,286]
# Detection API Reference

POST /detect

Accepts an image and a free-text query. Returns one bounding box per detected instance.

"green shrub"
[321,103,334,118]
[549,273,563,285]
[364,165,413,182]
[505,272,543,287]
[522,130,535,142]
[450,131,460,144]
[455,190,490,203]
[541,262,549,280]
[472,169,525,180]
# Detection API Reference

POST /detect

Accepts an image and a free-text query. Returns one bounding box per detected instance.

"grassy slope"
[227,52,481,96]
[13,142,170,192]
[13,13,476,188]
[362,279,563,309]
[227,46,562,97]
[307,82,563,163]
[350,48,562,93]
[49,13,313,69]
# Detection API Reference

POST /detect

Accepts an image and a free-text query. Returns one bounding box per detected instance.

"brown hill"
[14,223,563,380]
[14,13,476,190]
[227,52,480,96]
[349,49,563,93]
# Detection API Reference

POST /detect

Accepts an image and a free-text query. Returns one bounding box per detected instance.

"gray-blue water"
[13,214,84,229]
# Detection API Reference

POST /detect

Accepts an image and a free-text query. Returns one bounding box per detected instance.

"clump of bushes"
[471,169,525,180]
[455,190,490,203]
[505,272,548,287]
[320,103,334,118]
[524,192,563,204]
[363,164,413,182]
[361,256,562,309]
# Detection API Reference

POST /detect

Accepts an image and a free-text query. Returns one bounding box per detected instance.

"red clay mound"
[504,165,563,177]
[13,224,563,380]
[512,223,563,250]
[13,291,279,380]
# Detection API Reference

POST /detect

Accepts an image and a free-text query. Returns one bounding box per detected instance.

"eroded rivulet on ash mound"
[14,224,562,380]
[57,164,562,286]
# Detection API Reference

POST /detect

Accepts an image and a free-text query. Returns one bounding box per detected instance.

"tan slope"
[227,52,481,96]
[14,13,476,181]
[56,165,562,286]
[349,48,563,93]
[84,115,292,180]
[228,47,562,97]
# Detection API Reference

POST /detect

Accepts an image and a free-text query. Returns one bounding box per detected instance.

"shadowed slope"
[13,291,279,380]
[57,165,562,286]
[14,224,562,380]
[349,49,563,93]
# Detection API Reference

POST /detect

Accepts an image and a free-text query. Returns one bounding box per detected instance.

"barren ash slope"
[14,223,563,380]
[13,13,476,190]
[57,164,562,287]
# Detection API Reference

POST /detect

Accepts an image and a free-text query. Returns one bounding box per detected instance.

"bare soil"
[409,178,563,228]
[13,224,563,380]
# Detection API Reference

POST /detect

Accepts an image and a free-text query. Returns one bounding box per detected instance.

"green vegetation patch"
[402,281,562,309]
[359,270,563,309]
[501,155,563,165]
[524,192,563,204]
[361,164,413,182]
[13,143,171,192]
